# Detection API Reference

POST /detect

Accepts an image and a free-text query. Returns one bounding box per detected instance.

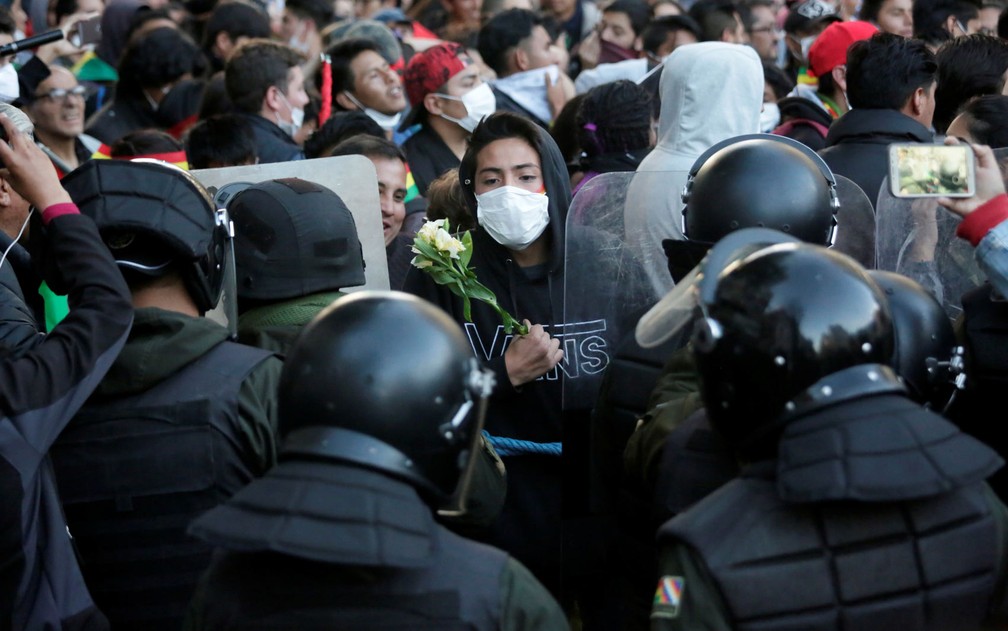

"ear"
[423,92,444,116]
[335,91,358,110]
[263,85,283,113]
[214,31,233,58]
[831,65,847,92]
[633,35,643,51]
[0,179,11,209]
[944,13,958,34]
[910,85,927,116]
[514,46,529,72]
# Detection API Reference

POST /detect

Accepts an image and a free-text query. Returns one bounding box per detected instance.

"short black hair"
[953,94,1008,147]
[304,111,385,158]
[913,0,980,45]
[604,0,653,38]
[641,14,702,53]
[858,0,885,22]
[0,7,14,36]
[203,2,271,54]
[764,62,796,101]
[477,8,542,76]
[109,129,183,157]
[285,0,335,28]
[933,34,1008,133]
[329,133,407,163]
[225,39,305,114]
[576,80,652,158]
[117,27,204,98]
[460,111,543,198]
[846,32,937,110]
[688,0,740,41]
[322,38,385,108]
[185,114,258,169]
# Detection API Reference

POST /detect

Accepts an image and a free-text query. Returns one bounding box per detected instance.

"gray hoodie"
[624,42,764,294]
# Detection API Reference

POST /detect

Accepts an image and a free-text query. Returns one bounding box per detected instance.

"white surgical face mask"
[476,186,550,251]
[0,63,20,103]
[345,91,403,131]
[438,82,497,133]
[276,91,304,138]
[760,102,781,132]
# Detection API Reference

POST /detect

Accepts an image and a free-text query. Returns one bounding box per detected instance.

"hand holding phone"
[889,143,976,198]
[67,14,101,48]
[935,139,1007,218]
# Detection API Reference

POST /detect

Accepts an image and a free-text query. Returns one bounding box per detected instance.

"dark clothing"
[653,390,1008,630]
[242,113,304,164]
[818,108,933,207]
[0,236,42,356]
[85,95,161,145]
[2,208,133,631]
[185,461,568,630]
[773,96,834,151]
[51,308,282,631]
[402,125,460,198]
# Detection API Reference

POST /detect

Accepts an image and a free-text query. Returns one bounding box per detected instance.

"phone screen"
[70,16,102,48]
[889,144,975,198]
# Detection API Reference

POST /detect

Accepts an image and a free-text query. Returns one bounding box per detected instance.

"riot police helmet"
[693,240,894,459]
[681,133,839,246]
[228,178,366,303]
[63,159,226,313]
[869,270,963,410]
[278,291,495,508]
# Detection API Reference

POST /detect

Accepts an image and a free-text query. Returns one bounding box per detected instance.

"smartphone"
[68,16,101,48]
[889,143,976,198]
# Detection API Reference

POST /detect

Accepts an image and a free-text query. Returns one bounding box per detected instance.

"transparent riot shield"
[563,171,671,410]
[876,175,983,319]
[833,174,876,269]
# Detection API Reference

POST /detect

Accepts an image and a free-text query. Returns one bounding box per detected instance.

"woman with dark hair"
[572,79,653,195]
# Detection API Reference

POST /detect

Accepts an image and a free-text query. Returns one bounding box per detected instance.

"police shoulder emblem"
[651,575,685,619]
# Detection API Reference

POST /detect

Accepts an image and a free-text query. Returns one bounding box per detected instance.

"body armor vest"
[51,340,273,631]
[660,474,1000,631]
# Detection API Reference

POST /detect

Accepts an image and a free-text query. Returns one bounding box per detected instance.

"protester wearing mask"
[401,42,496,197]
[781,0,838,86]
[0,6,19,104]
[478,9,576,128]
[279,0,331,67]
[576,0,652,71]
[326,38,408,139]
[225,39,308,163]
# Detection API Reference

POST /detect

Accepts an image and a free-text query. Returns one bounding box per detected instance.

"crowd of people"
[4,0,1008,627]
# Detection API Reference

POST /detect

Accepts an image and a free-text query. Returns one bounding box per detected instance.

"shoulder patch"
[651,575,684,619]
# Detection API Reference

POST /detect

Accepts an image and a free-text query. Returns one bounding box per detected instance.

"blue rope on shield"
[482,431,562,456]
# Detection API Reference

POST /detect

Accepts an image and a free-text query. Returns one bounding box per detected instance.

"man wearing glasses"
[16,58,99,177]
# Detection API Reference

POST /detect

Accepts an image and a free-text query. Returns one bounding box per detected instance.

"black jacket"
[818,108,933,207]
[402,124,460,198]
[0,233,42,355]
[2,208,133,631]
[242,113,305,164]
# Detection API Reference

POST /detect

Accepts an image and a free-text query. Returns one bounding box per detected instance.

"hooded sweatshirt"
[625,43,764,294]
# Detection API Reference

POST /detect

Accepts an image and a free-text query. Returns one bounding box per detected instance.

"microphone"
[0,30,65,56]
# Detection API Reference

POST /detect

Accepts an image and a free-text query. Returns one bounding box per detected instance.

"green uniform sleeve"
[237,355,284,474]
[499,558,571,631]
[651,541,732,631]
[624,345,704,493]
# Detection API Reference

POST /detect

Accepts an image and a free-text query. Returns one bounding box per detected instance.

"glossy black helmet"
[228,178,366,301]
[868,271,964,410]
[63,159,226,313]
[278,291,495,508]
[693,241,893,458]
[681,133,839,246]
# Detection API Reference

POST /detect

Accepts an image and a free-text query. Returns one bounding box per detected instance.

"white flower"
[433,228,466,259]
[417,219,446,244]
[410,256,433,269]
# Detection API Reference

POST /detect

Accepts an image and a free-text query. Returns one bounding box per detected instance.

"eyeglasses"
[37,86,87,103]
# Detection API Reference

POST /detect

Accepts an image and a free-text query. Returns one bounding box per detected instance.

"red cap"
[403,42,468,108]
[807,20,878,78]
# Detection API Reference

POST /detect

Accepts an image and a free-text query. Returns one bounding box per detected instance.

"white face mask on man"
[0,63,20,103]
[438,83,497,133]
[344,91,403,131]
[276,90,305,139]
[476,186,550,251]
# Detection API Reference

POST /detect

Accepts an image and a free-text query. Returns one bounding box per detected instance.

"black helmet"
[228,178,366,301]
[63,159,226,313]
[693,241,893,458]
[277,291,495,508]
[681,133,839,246]
[868,271,965,410]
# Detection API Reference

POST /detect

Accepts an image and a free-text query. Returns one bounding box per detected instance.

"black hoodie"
[403,125,573,594]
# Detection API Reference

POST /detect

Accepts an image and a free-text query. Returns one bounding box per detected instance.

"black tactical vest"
[51,340,273,631]
[660,474,1001,631]
[190,465,508,630]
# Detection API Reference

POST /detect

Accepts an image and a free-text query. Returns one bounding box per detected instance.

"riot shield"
[876,176,983,319]
[833,174,876,269]
[563,171,670,410]
[193,155,390,291]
